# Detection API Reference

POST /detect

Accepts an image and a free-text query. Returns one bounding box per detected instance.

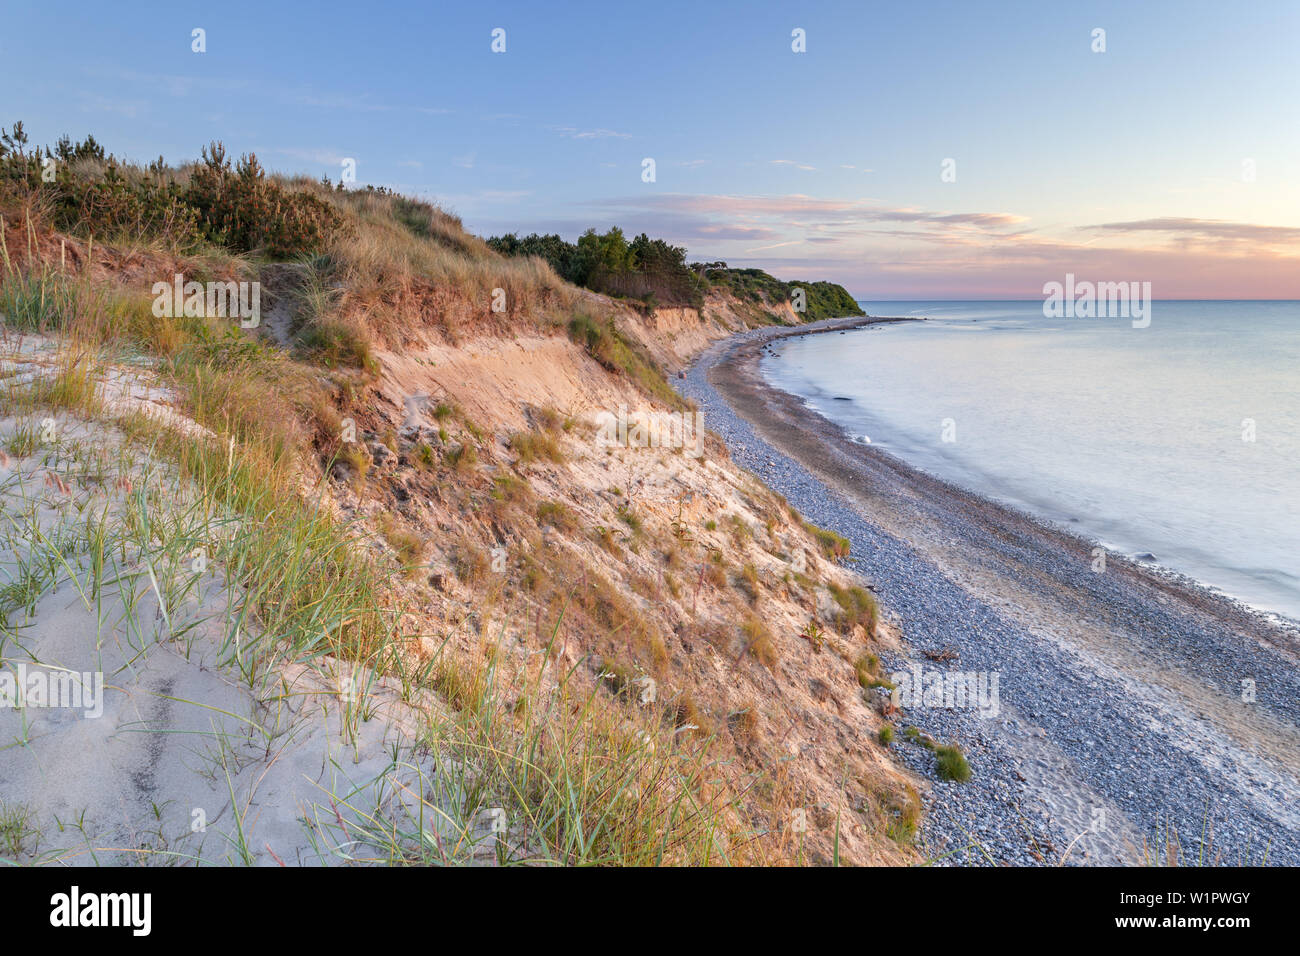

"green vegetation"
[828,582,879,634]
[694,263,863,321]
[934,744,972,782]
[0,120,913,867]
[1,124,342,257]
[509,429,564,465]
[488,229,861,320]
[489,227,704,307]
[0,803,36,859]
[567,313,686,409]
[804,521,850,560]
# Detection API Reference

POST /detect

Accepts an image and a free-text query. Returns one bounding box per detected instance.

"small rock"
[369,442,397,470]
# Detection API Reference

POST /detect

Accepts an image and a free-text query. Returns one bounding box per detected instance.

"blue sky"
[6,0,1299,296]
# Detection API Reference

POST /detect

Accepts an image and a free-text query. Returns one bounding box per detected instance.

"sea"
[761,300,1300,621]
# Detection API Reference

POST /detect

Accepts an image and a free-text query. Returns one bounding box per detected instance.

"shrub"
[1,128,344,257]
[186,143,344,257]
[567,313,684,408]
[52,162,200,248]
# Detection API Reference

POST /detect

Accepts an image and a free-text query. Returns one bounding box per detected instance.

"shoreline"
[680,313,1300,866]
[729,316,1299,641]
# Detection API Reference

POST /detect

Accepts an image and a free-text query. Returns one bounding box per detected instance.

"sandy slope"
[0,348,504,866]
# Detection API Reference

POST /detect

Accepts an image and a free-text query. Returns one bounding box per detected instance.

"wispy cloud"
[82,66,248,98]
[267,146,350,167]
[744,239,801,254]
[1088,217,1300,247]
[594,193,1028,231]
[552,126,631,140]
[770,159,816,171]
[77,92,144,118]
[283,91,452,115]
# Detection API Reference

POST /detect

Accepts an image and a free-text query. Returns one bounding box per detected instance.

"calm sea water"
[762,300,1300,621]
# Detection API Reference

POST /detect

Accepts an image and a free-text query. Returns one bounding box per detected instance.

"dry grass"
[378,514,427,577]
[510,429,564,466]
[299,183,577,345]
[536,499,579,534]
[741,614,779,669]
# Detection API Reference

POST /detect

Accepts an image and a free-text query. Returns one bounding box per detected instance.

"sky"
[5,0,1300,298]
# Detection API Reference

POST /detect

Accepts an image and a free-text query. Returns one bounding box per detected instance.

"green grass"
[0,361,747,864]
[0,268,80,333]
[567,313,686,410]
[934,744,971,782]
[510,429,564,465]
[0,146,873,865]
[828,582,879,634]
[0,803,36,860]
[804,521,850,560]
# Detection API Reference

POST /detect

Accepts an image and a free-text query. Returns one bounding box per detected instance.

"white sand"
[0,347,504,865]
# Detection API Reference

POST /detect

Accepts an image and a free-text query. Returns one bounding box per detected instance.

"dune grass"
[0,253,749,865]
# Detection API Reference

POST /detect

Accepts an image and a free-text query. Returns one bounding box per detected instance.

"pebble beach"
[680,314,1300,866]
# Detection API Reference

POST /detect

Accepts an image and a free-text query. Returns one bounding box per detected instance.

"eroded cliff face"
[0,210,914,863]
[325,284,920,864]
[621,291,803,368]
